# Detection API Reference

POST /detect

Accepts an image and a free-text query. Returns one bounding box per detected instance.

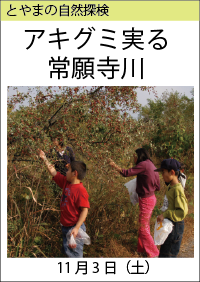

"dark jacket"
[48,146,75,176]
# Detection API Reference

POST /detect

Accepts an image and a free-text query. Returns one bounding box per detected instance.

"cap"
[154,159,181,172]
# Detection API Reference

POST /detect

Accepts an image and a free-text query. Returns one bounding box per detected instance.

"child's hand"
[108,158,122,173]
[70,226,79,239]
[157,214,164,222]
[108,158,116,167]
[38,149,46,160]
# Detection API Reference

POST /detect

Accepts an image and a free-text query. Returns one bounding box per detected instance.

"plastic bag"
[154,218,173,245]
[160,195,169,212]
[68,234,77,249]
[66,227,91,249]
[179,173,186,189]
[124,178,138,206]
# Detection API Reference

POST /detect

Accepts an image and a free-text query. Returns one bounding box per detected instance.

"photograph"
[7,86,194,259]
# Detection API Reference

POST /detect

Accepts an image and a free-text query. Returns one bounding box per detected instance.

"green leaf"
[34,236,42,245]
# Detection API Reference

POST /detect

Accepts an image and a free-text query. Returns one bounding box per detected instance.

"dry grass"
[100,238,140,258]
[7,156,194,258]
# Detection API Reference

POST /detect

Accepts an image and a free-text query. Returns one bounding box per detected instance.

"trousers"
[159,220,184,257]
[61,223,86,258]
[137,194,159,258]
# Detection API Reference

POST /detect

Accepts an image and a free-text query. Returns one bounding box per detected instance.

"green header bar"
[1,1,199,21]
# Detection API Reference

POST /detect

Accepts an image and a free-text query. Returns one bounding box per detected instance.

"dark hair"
[51,136,64,147]
[70,161,86,180]
[172,170,180,176]
[179,162,186,170]
[167,162,186,179]
[58,140,64,147]
[135,148,153,165]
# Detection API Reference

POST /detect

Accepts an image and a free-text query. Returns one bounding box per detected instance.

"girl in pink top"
[108,148,160,258]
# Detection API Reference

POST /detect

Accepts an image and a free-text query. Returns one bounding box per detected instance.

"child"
[155,159,188,257]
[160,165,186,212]
[48,136,76,176]
[108,148,160,258]
[39,149,90,258]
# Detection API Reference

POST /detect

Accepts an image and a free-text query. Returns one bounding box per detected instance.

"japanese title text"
[25,27,167,80]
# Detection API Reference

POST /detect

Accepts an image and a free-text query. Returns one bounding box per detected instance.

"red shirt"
[53,172,90,227]
[120,159,160,198]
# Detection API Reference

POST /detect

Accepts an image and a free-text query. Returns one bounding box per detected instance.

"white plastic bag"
[179,173,186,189]
[66,227,91,249]
[68,234,77,249]
[124,178,138,206]
[154,218,173,245]
[160,195,169,212]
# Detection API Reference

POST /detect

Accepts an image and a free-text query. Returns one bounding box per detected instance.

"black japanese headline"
[25,27,167,80]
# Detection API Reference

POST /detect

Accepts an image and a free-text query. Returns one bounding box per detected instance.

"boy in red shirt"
[39,150,90,258]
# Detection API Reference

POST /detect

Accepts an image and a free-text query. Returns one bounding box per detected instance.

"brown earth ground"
[95,205,194,258]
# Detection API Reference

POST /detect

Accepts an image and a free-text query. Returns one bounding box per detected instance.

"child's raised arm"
[108,158,122,173]
[39,149,57,177]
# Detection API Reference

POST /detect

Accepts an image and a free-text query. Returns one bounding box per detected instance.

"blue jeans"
[61,223,86,258]
[159,220,184,257]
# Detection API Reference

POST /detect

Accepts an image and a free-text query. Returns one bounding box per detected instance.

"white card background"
[1,19,199,281]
